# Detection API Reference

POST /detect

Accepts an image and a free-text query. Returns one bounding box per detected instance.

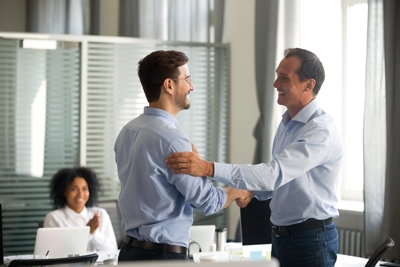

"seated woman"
[44,167,118,251]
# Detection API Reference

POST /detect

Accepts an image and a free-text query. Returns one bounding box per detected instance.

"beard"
[175,93,191,110]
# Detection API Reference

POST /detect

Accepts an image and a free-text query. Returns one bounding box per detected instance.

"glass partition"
[0,37,81,254]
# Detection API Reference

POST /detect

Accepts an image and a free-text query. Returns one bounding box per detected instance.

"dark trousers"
[118,242,189,262]
[271,221,338,267]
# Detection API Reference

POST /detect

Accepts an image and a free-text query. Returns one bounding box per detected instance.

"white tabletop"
[192,242,385,267]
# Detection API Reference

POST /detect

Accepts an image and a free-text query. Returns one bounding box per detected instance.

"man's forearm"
[222,187,237,209]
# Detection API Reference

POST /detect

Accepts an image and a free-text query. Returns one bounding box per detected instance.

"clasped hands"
[229,187,254,208]
[165,143,254,208]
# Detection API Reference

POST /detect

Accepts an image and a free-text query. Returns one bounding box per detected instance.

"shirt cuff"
[213,162,232,184]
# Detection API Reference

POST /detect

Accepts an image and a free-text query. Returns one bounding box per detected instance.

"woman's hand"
[87,212,101,234]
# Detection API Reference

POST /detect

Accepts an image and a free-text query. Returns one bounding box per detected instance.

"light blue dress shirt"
[213,99,343,226]
[114,107,226,247]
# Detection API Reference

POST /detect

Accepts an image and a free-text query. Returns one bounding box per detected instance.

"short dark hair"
[49,167,100,209]
[137,50,189,102]
[284,48,325,95]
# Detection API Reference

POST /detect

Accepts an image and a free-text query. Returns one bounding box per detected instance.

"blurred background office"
[0,0,399,262]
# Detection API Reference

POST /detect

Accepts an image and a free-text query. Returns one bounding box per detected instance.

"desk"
[91,250,119,265]
[192,243,386,267]
[336,254,369,266]
[3,249,388,266]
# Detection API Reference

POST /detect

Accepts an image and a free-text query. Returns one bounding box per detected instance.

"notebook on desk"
[33,226,90,258]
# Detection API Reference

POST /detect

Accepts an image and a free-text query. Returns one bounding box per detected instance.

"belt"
[272,218,333,237]
[124,235,187,254]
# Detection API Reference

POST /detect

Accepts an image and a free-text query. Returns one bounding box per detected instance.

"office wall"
[0,0,26,32]
[222,0,258,238]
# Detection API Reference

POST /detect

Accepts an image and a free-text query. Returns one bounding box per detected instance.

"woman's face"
[64,176,90,213]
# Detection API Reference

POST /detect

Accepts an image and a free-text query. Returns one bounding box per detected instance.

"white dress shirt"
[44,206,118,251]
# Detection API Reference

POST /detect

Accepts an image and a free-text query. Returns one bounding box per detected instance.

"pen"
[45,250,49,259]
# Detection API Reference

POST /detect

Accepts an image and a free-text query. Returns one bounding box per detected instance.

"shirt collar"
[143,106,178,127]
[65,205,88,218]
[282,98,320,125]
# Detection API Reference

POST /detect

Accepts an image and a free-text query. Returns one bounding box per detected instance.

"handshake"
[235,189,254,208]
[224,187,254,209]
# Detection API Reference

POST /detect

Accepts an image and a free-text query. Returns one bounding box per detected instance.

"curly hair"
[49,167,100,209]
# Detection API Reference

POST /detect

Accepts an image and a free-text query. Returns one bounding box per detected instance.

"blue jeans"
[271,221,338,267]
[118,242,189,261]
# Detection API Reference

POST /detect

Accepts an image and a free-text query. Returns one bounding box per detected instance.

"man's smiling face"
[273,56,312,117]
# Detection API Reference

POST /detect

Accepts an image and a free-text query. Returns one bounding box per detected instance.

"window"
[341,0,368,202]
[298,0,368,203]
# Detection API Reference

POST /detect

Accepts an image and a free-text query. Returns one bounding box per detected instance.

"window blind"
[0,38,81,255]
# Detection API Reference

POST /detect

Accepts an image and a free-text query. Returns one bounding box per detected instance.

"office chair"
[365,237,395,267]
[8,253,98,267]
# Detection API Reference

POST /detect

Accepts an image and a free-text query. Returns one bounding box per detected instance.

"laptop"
[34,226,90,258]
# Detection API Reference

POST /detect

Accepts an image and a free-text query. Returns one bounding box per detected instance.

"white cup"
[209,243,216,252]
